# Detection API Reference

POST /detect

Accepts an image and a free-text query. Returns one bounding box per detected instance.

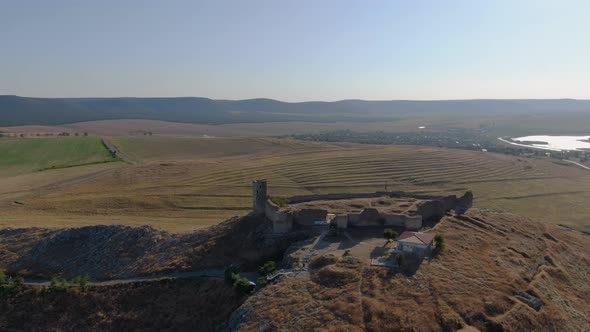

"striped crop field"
[1,136,589,232]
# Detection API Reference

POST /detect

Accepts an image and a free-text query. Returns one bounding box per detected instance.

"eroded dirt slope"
[0,214,309,279]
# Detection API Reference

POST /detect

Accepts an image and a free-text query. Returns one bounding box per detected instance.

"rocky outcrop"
[1,214,311,280]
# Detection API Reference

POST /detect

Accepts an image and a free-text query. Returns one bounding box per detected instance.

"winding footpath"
[24,269,259,287]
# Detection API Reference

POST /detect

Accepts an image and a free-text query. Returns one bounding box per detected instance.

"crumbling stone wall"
[416,191,474,222]
[265,199,293,233]
[382,214,423,230]
[404,215,423,230]
[355,208,382,226]
[383,214,406,227]
[256,181,473,233]
[293,209,328,226]
[335,215,348,229]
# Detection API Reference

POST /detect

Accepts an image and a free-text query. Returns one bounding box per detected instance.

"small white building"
[393,231,434,259]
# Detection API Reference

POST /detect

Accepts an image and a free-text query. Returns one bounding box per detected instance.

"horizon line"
[2,94,589,103]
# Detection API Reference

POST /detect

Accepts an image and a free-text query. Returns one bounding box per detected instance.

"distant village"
[289,129,589,162]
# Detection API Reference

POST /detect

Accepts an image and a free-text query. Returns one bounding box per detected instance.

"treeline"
[0,132,88,138]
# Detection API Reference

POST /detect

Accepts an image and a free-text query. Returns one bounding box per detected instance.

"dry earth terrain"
[0,136,588,232]
[1,278,244,331]
[0,213,306,280]
[227,210,590,331]
[1,209,588,331]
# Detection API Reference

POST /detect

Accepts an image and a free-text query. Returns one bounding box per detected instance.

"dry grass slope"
[228,210,590,331]
[0,136,588,231]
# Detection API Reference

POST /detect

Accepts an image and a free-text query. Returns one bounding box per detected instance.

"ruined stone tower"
[252,179,267,214]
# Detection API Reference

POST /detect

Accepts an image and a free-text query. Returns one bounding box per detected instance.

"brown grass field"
[0,135,589,232]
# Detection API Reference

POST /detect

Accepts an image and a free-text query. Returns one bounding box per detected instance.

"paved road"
[24,269,259,287]
[562,160,590,170]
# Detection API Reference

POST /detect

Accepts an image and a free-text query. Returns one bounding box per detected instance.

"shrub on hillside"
[258,261,277,276]
[433,234,445,256]
[270,196,289,208]
[49,277,71,291]
[73,274,91,291]
[233,277,255,295]
[256,277,267,289]
[383,229,398,242]
[224,265,240,286]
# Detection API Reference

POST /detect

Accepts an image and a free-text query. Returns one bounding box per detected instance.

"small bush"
[270,196,289,207]
[256,277,267,289]
[383,229,398,242]
[13,276,24,287]
[49,277,71,291]
[224,265,240,286]
[433,234,445,256]
[343,250,351,257]
[74,274,91,291]
[258,261,277,276]
[233,277,255,295]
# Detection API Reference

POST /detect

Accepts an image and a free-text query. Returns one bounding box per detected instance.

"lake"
[505,135,590,151]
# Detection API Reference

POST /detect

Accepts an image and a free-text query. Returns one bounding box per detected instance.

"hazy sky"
[1,0,589,101]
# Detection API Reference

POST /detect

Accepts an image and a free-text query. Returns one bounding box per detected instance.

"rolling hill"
[2,95,590,127]
[1,137,588,232]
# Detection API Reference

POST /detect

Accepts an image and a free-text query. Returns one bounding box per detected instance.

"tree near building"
[433,234,445,256]
[383,228,398,243]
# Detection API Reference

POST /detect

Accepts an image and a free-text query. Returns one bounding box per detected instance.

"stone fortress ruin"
[252,179,473,234]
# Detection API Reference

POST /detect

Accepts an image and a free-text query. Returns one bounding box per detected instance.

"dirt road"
[24,269,259,287]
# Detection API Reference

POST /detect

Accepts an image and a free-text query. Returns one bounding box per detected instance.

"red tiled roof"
[398,231,434,245]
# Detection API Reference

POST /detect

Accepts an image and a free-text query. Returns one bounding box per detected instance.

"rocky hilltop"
[225,210,590,331]
[0,214,309,280]
[1,208,589,331]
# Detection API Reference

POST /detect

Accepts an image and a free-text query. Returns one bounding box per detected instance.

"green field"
[0,137,118,177]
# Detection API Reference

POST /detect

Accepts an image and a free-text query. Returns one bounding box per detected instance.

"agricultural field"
[0,137,119,177]
[1,136,588,232]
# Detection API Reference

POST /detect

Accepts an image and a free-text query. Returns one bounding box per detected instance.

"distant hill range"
[1,95,590,126]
